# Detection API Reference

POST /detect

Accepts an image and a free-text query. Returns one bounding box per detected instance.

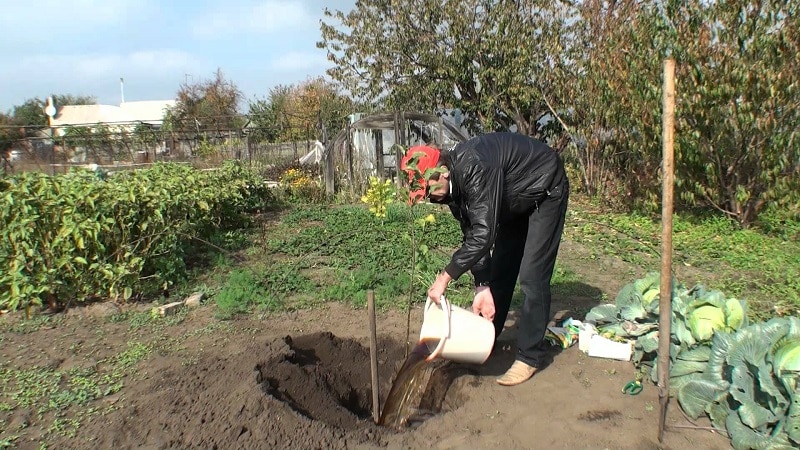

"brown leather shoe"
[496,360,537,386]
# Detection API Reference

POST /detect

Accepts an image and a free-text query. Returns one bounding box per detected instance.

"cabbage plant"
[584,273,747,366]
[676,317,800,450]
[583,274,792,449]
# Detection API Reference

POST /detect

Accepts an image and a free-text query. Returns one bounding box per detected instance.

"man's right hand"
[472,286,495,321]
[427,271,452,304]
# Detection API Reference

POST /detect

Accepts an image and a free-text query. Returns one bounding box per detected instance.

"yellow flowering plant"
[361,176,395,219]
[279,167,323,202]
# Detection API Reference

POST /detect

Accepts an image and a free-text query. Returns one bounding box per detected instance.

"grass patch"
[256,203,473,309]
[565,197,799,319]
[109,306,192,330]
[243,199,798,319]
[214,266,315,318]
[167,196,794,322]
[552,265,605,300]
[2,315,64,334]
[0,341,152,443]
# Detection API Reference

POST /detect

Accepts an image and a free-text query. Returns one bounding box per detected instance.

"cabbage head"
[773,338,800,392]
[642,288,659,308]
[689,305,726,342]
[725,298,746,330]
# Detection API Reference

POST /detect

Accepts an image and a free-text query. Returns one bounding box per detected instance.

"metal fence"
[1,127,321,178]
[2,112,469,194]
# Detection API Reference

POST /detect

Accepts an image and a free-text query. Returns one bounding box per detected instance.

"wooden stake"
[368,290,380,423]
[658,57,676,442]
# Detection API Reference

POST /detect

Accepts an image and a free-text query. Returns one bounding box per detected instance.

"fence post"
[49,127,56,175]
[399,111,407,147]
[437,117,444,146]
[324,141,335,195]
[346,123,353,185]
[373,129,383,178]
[393,112,402,187]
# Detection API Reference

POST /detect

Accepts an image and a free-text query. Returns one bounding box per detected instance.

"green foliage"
[670,0,800,226]
[318,0,572,136]
[215,266,313,318]
[321,0,799,226]
[675,317,800,450]
[559,0,800,225]
[264,203,471,308]
[62,124,135,161]
[587,273,798,449]
[585,274,748,369]
[0,113,22,155]
[215,269,269,318]
[567,205,800,318]
[0,161,276,312]
[361,176,395,218]
[0,340,151,442]
[277,167,327,203]
[246,77,355,143]
[11,95,96,128]
[193,137,219,158]
[165,68,244,135]
[321,266,409,308]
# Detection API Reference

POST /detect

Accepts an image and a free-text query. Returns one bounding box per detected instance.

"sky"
[0,0,355,112]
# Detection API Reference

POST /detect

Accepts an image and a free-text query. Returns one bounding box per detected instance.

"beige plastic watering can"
[418,296,495,364]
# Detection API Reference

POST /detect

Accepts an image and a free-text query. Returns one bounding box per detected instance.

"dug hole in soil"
[34,302,731,450]
[63,330,415,449]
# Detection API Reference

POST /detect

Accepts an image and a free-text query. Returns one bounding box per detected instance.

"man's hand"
[427,271,452,303]
[472,286,495,321]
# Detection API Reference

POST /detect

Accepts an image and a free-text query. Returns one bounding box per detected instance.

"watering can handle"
[426,295,450,361]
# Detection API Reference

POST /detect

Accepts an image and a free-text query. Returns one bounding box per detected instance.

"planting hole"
[256,332,468,432]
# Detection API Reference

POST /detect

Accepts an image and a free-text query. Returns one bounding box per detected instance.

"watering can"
[418,296,495,364]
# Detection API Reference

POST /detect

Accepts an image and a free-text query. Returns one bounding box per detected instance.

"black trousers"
[489,177,569,368]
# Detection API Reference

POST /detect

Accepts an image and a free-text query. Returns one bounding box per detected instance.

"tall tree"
[548,0,665,203]
[247,78,355,143]
[671,0,800,225]
[247,85,292,143]
[0,112,22,155]
[165,69,244,134]
[543,0,799,225]
[285,77,355,142]
[318,0,572,137]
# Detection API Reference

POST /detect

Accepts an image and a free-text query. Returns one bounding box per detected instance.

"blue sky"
[0,0,355,112]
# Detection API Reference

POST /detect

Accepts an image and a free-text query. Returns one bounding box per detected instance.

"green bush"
[0,161,276,313]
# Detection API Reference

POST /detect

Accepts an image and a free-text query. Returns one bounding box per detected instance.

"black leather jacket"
[442,132,565,284]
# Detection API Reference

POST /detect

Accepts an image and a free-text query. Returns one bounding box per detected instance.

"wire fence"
[1,112,470,196]
[1,126,321,178]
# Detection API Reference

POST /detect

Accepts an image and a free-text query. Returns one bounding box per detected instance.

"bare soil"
[0,239,731,450]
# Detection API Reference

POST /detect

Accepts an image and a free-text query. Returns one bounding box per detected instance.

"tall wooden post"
[367,290,380,423]
[658,57,676,442]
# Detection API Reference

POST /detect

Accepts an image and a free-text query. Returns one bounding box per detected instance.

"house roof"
[49,100,176,128]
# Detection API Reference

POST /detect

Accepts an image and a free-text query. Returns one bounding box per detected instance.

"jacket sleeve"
[447,203,491,285]
[444,162,503,281]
